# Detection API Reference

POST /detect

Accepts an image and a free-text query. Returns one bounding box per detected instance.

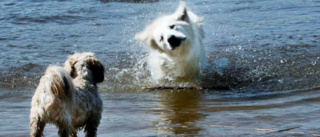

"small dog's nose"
[168,35,186,50]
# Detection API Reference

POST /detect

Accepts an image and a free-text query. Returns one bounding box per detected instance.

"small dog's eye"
[169,25,175,29]
[160,36,164,42]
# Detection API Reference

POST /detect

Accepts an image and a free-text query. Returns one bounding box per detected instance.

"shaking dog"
[135,1,204,80]
[30,52,104,137]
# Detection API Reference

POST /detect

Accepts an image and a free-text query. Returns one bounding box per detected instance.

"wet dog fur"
[30,52,104,137]
[135,1,204,80]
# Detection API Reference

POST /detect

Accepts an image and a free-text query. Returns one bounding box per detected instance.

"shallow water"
[1,0,320,136]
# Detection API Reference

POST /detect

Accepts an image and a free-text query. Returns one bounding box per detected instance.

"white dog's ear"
[173,1,188,21]
[135,30,148,41]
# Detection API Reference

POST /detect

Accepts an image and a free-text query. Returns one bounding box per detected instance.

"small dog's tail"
[30,66,74,137]
[40,65,74,99]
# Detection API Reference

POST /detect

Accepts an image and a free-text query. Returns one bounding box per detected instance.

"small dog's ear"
[64,57,77,78]
[87,57,105,83]
[174,1,188,21]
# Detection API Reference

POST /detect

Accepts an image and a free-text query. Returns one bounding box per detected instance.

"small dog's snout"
[168,35,186,50]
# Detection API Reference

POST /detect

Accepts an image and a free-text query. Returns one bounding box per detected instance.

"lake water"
[1,0,320,136]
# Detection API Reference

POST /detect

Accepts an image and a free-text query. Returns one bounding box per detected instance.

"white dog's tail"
[40,65,74,99]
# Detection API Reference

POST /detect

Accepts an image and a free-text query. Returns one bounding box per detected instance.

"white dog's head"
[64,52,105,83]
[135,1,195,56]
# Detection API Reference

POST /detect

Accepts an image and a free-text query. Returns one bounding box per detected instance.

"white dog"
[135,1,204,80]
[30,52,104,137]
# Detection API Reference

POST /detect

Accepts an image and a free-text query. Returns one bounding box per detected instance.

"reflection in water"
[154,90,206,135]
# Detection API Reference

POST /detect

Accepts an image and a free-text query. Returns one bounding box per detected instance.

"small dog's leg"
[57,121,72,137]
[57,128,70,137]
[30,114,46,137]
[57,124,78,137]
[70,129,78,137]
[84,116,101,137]
[84,124,98,137]
[56,111,73,137]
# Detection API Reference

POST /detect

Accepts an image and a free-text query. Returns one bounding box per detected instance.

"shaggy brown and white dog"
[30,52,104,137]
